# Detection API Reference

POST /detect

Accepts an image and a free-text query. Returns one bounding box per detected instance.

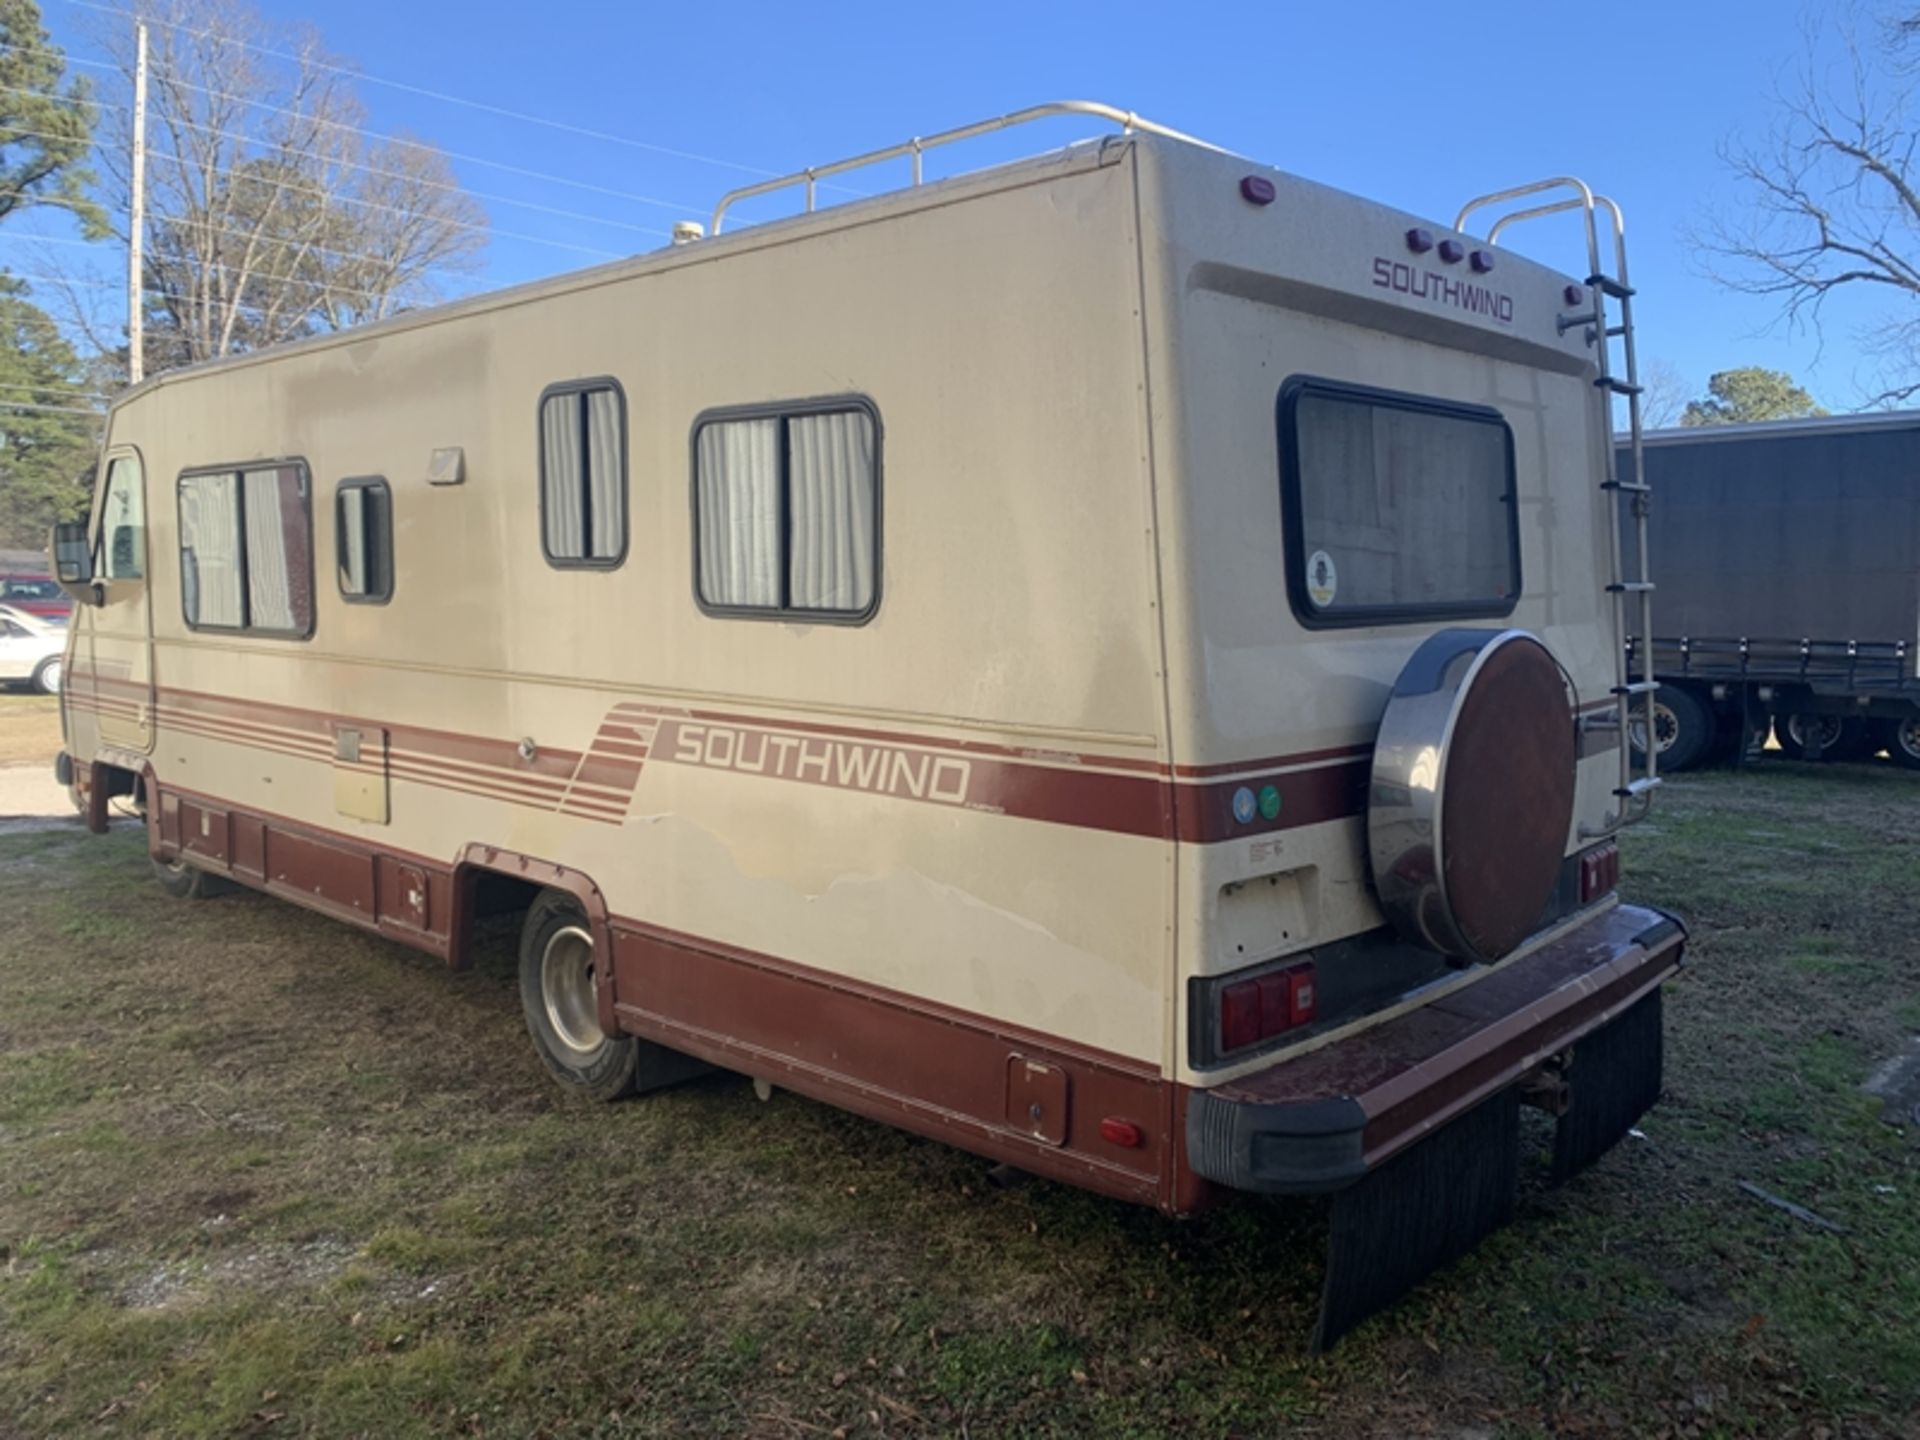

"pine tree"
[0,0,104,234]
[0,276,100,549]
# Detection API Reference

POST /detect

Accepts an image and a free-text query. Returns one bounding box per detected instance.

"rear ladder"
[1455,179,1658,833]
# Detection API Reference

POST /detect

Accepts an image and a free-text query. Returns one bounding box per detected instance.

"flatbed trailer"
[1618,413,1920,769]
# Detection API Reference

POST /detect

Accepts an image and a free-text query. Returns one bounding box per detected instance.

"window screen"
[337,477,393,603]
[694,401,878,619]
[540,381,625,566]
[1279,380,1518,625]
[178,463,313,636]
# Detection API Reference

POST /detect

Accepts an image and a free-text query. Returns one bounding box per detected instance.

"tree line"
[0,0,484,549]
[3,3,1919,550]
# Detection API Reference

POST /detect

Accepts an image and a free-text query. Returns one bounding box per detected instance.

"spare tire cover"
[1369,629,1577,965]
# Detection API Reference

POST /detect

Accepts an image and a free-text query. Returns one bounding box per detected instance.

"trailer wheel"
[1775,713,1871,763]
[1877,715,1920,771]
[517,891,639,1102]
[1627,686,1713,772]
[152,856,232,899]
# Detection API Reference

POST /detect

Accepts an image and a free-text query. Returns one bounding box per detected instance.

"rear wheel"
[30,657,62,695]
[1775,713,1871,762]
[1628,685,1713,772]
[517,891,640,1102]
[1877,714,1920,771]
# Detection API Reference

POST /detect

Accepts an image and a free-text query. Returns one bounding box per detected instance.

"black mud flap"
[1312,1087,1520,1352]
[1551,988,1663,1185]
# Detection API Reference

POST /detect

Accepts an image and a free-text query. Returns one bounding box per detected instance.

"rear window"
[1278,379,1520,626]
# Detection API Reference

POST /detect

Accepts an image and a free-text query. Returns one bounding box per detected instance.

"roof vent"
[671,221,706,246]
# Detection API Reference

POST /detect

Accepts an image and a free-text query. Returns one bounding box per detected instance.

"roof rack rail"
[708,100,1226,235]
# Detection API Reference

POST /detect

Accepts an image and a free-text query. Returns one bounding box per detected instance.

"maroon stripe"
[684,704,1169,775]
[1175,757,1373,844]
[1174,743,1374,778]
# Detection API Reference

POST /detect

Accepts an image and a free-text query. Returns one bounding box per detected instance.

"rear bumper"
[1184,901,1685,1194]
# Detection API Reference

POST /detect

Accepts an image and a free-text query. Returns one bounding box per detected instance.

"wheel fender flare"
[450,845,618,1037]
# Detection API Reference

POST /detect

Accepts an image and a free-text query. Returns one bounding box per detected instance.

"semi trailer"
[1621,412,1920,770]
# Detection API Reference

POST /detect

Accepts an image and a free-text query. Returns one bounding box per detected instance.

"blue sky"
[31,0,1900,411]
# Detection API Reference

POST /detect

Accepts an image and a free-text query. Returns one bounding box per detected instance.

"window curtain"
[696,418,781,606]
[543,393,586,558]
[787,410,876,612]
[339,486,369,595]
[179,473,243,627]
[244,467,310,633]
[585,387,622,560]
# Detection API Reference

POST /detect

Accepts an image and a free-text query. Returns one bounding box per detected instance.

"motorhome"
[1617,412,1920,771]
[51,103,1684,1348]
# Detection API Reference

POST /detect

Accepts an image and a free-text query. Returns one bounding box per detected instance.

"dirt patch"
[116,1239,359,1312]
[0,695,63,768]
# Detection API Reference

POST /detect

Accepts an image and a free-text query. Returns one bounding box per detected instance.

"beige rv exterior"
[59,125,1682,1224]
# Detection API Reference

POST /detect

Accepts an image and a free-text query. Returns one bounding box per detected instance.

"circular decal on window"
[1231,787,1257,825]
[1306,550,1339,609]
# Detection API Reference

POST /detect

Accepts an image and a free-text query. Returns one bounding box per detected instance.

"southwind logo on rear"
[667,721,974,806]
[1371,258,1514,325]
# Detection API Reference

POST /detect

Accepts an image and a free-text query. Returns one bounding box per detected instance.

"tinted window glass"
[1281,382,1518,624]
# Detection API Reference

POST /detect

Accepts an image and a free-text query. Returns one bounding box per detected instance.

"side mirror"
[50,521,97,602]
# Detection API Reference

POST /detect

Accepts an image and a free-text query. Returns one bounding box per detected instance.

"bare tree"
[87,0,485,372]
[1699,11,1920,403]
[1637,358,1692,429]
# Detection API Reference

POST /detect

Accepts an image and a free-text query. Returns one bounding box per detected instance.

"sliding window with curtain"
[540,380,627,567]
[694,400,879,619]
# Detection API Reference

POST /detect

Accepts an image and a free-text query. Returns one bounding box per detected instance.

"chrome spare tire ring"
[540,924,603,1056]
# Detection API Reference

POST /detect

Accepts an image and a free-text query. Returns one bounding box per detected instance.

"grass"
[1,758,1917,1436]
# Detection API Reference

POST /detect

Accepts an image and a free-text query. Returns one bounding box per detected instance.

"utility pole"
[127,20,148,385]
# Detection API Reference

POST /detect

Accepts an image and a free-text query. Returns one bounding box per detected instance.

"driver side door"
[85,448,154,753]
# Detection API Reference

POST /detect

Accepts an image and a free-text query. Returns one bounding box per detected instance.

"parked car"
[0,603,67,693]
[0,574,73,623]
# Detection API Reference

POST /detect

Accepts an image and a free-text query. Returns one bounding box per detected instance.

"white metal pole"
[127,20,147,385]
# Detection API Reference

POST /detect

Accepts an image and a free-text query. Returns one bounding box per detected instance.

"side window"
[336,477,393,603]
[178,463,314,637]
[694,400,879,620]
[96,453,147,580]
[539,380,625,567]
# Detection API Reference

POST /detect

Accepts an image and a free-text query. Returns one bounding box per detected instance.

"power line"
[60,0,816,183]
[0,398,104,416]
[0,118,674,238]
[0,379,109,399]
[143,148,627,258]
[0,48,713,218]
[0,211,497,281]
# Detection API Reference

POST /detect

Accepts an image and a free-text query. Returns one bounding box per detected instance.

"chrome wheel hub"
[540,924,603,1055]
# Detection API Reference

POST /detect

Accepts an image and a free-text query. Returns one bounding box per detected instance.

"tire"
[1775,713,1871,763]
[517,891,640,1102]
[151,855,233,899]
[1628,685,1714,772]
[1877,714,1920,771]
[31,656,62,695]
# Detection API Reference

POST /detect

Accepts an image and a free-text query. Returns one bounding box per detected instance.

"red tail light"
[1219,961,1318,1055]
[1579,843,1620,903]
